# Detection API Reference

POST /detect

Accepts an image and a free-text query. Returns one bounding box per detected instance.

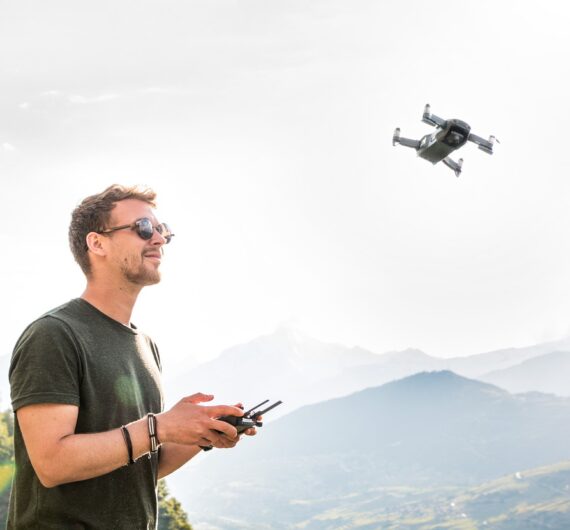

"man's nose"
[150,229,167,246]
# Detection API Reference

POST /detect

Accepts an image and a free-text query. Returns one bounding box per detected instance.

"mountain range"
[163,327,570,416]
[169,370,570,529]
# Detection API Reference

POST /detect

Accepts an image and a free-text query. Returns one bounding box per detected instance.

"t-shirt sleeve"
[9,316,82,411]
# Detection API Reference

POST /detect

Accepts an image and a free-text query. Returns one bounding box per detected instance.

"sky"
[2,0,570,368]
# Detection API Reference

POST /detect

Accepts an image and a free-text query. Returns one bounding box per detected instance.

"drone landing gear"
[443,156,463,178]
[392,128,420,149]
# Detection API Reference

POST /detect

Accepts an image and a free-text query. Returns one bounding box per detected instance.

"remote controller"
[218,399,283,434]
[201,399,283,451]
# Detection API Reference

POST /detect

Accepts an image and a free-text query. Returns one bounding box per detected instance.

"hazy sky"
[2,1,570,366]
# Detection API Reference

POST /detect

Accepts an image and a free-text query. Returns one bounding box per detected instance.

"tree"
[158,479,194,530]
[0,411,14,525]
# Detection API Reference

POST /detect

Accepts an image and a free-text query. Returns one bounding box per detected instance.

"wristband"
[147,413,161,454]
[121,425,135,465]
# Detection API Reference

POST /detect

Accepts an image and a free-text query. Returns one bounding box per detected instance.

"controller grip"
[218,415,258,434]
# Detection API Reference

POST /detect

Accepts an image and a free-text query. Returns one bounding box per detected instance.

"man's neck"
[81,279,142,327]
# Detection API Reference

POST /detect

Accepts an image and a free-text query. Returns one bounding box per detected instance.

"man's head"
[69,185,170,284]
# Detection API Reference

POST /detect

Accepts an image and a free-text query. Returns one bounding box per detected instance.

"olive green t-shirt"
[8,298,164,529]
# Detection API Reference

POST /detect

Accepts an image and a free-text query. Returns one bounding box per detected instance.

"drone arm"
[421,104,446,128]
[468,133,496,154]
[397,137,421,149]
[393,128,421,149]
[443,156,463,178]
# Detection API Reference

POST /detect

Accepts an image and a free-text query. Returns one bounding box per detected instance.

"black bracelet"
[147,413,161,454]
[121,425,135,465]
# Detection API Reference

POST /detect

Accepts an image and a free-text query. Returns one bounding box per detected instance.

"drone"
[392,104,497,177]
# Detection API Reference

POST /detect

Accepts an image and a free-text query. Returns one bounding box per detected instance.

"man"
[8,184,251,529]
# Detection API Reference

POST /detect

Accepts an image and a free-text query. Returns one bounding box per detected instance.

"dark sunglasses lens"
[136,218,154,240]
[157,223,173,244]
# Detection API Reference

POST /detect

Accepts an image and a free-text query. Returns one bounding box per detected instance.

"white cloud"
[40,90,119,104]
[19,102,30,110]
[68,93,119,104]
[139,86,191,96]
[2,143,16,152]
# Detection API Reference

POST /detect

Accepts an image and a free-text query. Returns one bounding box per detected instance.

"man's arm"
[17,395,243,488]
[18,403,134,487]
[157,443,201,479]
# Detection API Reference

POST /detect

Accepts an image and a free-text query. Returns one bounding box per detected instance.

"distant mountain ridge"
[165,325,384,412]
[252,370,570,470]
[480,350,570,396]
[445,337,570,377]
[164,328,570,415]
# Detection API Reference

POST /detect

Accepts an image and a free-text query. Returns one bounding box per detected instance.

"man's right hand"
[157,393,244,449]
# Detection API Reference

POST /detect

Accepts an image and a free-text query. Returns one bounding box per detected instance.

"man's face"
[104,199,167,286]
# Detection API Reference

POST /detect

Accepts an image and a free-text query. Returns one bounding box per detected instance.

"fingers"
[166,397,251,447]
[209,418,239,439]
[211,433,239,449]
[199,435,237,449]
[182,393,215,404]
[200,429,239,449]
[207,405,244,418]
[179,397,243,419]
[199,437,213,448]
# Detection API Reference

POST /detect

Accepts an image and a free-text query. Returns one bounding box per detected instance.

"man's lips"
[144,252,162,261]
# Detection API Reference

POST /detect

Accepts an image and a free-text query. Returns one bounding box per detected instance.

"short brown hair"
[69,184,157,276]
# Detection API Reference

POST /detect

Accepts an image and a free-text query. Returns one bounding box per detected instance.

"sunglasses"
[100,217,174,244]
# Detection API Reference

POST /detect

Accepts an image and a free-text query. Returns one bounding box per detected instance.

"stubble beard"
[121,254,161,286]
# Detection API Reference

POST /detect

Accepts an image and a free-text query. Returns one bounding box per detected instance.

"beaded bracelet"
[147,413,161,454]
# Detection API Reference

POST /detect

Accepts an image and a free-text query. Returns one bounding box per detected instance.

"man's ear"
[85,232,108,257]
